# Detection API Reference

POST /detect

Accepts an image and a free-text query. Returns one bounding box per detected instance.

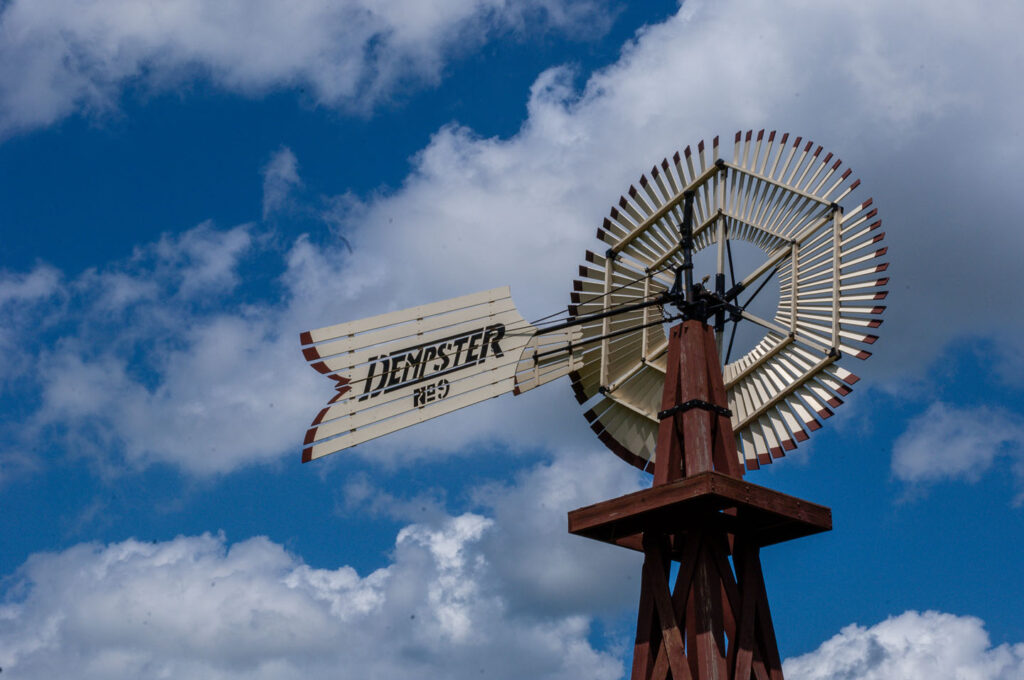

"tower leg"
[629,529,785,680]
[631,548,662,679]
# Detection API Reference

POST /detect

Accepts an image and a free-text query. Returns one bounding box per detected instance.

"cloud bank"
[4,0,1024,478]
[6,528,1023,680]
[0,525,622,679]
[784,610,1024,680]
[0,0,610,136]
[892,402,1024,504]
[0,444,643,679]
[22,221,321,475]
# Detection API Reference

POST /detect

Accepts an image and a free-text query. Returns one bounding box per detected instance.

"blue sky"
[1,1,1023,678]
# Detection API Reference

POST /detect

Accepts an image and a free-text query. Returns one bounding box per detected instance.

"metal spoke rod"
[535,294,668,336]
[533,314,681,362]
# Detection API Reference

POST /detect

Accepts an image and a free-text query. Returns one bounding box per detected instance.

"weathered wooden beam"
[568,471,831,549]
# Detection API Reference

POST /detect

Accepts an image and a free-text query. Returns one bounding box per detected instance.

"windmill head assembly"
[300,130,886,680]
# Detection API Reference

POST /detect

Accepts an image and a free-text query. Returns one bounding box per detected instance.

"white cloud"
[300,0,1024,391]
[0,264,61,305]
[891,402,1024,503]
[0,0,612,136]
[6,524,1024,680]
[0,521,623,679]
[473,446,645,617]
[784,610,1024,680]
[277,0,1024,467]
[154,222,255,299]
[13,221,322,475]
[0,264,62,383]
[343,446,648,618]
[262,147,301,219]
[0,449,40,486]
[36,314,320,474]
[6,0,1024,475]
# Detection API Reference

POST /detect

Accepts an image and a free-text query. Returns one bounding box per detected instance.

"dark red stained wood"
[574,319,835,680]
[578,482,831,680]
[643,535,693,680]
[680,321,714,476]
[568,471,832,549]
[706,534,739,635]
[611,534,644,552]
[672,532,702,616]
[648,632,671,680]
[654,324,685,486]
[628,524,800,680]
[632,554,661,680]
[649,533,702,680]
[752,652,771,680]
[692,556,727,680]
[702,323,743,478]
[750,554,785,680]
[731,541,759,680]
[687,588,699,680]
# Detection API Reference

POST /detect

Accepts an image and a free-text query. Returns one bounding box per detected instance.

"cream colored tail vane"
[299,286,581,461]
[301,130,887,470]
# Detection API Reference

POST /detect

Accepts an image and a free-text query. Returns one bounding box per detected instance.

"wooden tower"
[569,321,832,680]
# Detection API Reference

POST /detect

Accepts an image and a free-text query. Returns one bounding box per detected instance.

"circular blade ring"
[569,130,886,471]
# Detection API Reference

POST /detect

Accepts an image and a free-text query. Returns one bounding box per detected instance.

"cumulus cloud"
[473,446,645,617]
[0,264,62,382]
[0,0,612,136]
[6,524,1024,680]
[18,221,323,475]
[0,449,40,486]
[0,520,623,679]
[5,0,1024,476]
[892,402,1024,503]
[0,264,61,305]
[784,610,1024,680]
[343,446,648,618]
[262,147,301,219]
[274,0,1024,468]
[300,0,1024,389]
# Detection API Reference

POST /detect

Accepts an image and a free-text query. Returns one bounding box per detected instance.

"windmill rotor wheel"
[569,130,888,471]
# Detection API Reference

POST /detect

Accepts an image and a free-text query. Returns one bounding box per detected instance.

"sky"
[1,0,1023,678]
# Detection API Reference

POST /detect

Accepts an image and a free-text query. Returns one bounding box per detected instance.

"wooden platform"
[569,471,831,553]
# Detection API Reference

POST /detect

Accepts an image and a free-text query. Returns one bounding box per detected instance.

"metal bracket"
[658,399,732,421]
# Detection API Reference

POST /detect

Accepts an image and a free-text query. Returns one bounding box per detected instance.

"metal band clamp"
[658,399,732,421]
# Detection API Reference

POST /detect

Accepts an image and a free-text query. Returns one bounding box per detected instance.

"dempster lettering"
[358,323,506,401]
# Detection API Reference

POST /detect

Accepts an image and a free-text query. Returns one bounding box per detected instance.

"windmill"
[301,130,886,680]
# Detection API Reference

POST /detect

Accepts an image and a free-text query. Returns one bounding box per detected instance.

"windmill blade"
[571,130,886,472]
[300,287,578,462]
